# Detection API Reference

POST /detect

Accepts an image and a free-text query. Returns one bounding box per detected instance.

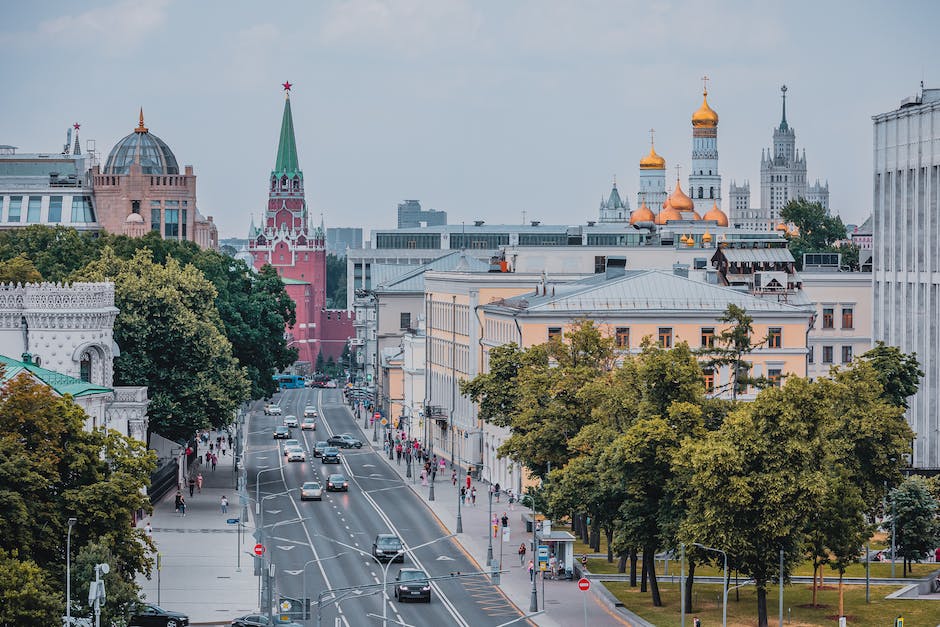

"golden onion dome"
[656,198,682,225]
[630,201,656,224]
[776,222,789,232]
[691,90,719,128]
[685,235,695,247]
[639,144,666,170]
[702,230,713,243]
[668,179,695,212]
[703,201,728,227]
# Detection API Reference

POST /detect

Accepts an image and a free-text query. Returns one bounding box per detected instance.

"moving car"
[130,603,190,626]
[326,473,348,492]
[325,380,337,388]
[230,614,302,627]
[327,433,363,449]
[301,417,317,431]
[312,441,328,457]
[285,445,306,462]
[263,404,282,416]
[273,426,290,439]
[283,415,298,428]
[321,446,341,464]
[303,406,318,418]
[392,568,431,603]
[282,439,300,454]
[300,480,323,501]
[372,534,405,563]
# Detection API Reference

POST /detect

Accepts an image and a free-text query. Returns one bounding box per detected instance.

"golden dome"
[776,222,788,232]
[639,145,666,170]
[702,230,713,243]
[685,235,695,247]
[630,201,656,224]
[667,179,695,212]
[691,90,719,128]
[703,201,728,227]
[656,198,682,225]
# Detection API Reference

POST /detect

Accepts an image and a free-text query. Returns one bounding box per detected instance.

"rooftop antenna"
[521,209,527,225]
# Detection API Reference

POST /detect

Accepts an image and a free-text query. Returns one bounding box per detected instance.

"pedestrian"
[228,434,233,448]
[508,492,515,511]
[174,490,182,515]
[471,486,477,506]
[188,476,196,497]
[549,554,558,578]
[528,559,535,581]
[179,496,186,517]
[494,482,501,502]
[465,473,472,490]
[216,435,222,448]
[420,469,428,486]
[452,470,457,486]
[211,453,217,472]
[209,441,214,452]
[492,514,499,538]
[519,542,527,566]
[205,451,211,466]
[221,441,226,456]
[196,473,203,493]
[438,458,446,474]
[145,521,153,538]
[460,486,467,504]
[693,617,701,627]
[220,495,228,514]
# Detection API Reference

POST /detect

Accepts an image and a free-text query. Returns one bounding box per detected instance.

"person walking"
[494,482,501,503]
[220,495,228,514]
[528,559,535,581]
[188,476,196,497]
[519,542,527,566]
[460,486,467,505]
[178,496,186,517]
[145,521,153,538]
[465,473,472,490]
[508,491,515,511]
[471,486,477,506]
[692,617,701,627]
[451,470,458,486]
[220,440,226,456]
[174,490,182,515]
[420,469,428,486]
[211,453,217,472]
[196,473,203,493]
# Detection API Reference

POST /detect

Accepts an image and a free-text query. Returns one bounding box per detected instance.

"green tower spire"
[274,83,299,174]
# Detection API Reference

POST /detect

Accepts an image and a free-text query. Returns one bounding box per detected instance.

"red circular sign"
[253,543,265,556]
[578,577,591,591]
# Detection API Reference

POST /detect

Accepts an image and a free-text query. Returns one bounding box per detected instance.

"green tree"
[862,341,924,409]
[0,253,43,284]
[460,343,525,428]
[0,549,59,627]
[821,472,871,618]
[71,539,144,626]
[325,253,347,308]
[889,477,940,574]
[72,248,250,440]
[0,225,101,281]
[698,304,769,399]
[780,199,854,270]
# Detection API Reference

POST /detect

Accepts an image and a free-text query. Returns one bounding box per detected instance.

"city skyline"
[1,0,938,237]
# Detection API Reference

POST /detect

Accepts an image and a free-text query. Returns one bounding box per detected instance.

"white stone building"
[873,85,940,469]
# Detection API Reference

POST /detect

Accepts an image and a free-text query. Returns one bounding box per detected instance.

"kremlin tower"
[637,129,667,210]
[688,77,721,215]
[248,83,353,367]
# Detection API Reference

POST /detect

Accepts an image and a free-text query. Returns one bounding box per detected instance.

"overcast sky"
[2,1,937,238]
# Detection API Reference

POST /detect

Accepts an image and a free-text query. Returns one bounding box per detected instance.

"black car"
[327,433,363,449]
[130,603,189,627]
[321,446,341,464]
[312,441,328,457]
[373,533,405,562]
[230,614,302,627]
[326,473,348,491]
[393,568,431,603]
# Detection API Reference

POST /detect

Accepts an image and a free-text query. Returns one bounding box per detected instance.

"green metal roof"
[0,354,112,398]
[280,276,309,285]
[274,95,300,175]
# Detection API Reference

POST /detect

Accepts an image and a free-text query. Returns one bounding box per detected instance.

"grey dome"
[104,121,179,175]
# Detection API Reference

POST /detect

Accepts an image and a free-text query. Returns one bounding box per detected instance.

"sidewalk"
[345,404,634,627]
[136,432,257,626]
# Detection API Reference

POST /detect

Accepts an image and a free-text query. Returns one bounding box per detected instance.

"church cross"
[649,128,655,146]
[702,75,710,94]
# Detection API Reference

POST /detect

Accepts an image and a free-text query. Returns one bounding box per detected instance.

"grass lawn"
[605,581,940,626]
[585,557,938,579]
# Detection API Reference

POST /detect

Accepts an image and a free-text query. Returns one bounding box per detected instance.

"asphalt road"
[245,387,524,627]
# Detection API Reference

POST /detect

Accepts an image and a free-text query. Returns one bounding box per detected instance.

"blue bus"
[274,374,305,389]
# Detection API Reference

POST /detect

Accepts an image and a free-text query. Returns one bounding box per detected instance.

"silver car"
[301,480,323,501]
[284,415,299,427]
[285,445,305,462]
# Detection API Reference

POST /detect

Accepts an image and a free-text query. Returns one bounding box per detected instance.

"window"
[615,327,629,349]
[8,196,22,222]
[703,368,715,393]
[822,346,834,364]
[165,201,179,237]
[547,327,562,340]
[735,363,749,395]
[841,346,853,363]
[768,368,783,387]
[768,327,782,348]
[48,196,62,222]
[594,256,607,274]
[26,196,41,222]
[807,346,814,364]
[658,327,673,348]
[709,186,715,199]
[80,352,91,383]
[698,187,704,199]
[182,209,187,239]
[700,327,715,348]
[822,308,834,329]
[841,308,854,329]
[70,196,95,222]
[131,200,140,214]
[151,203,161,232]
[400,312,412,330]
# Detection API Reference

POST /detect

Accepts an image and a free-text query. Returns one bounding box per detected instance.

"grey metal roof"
[370,263,423,289]
[717,247,795,264]
[487,269,805,315]
[376,250,490,292]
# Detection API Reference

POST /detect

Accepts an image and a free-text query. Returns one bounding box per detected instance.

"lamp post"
[692,542,728,627]
[529,495,538,613]
[487,488,494,564]
[66,517,77,625]
[891,491,896,579]
[254,467,283,519]
[259,488,297,617]
[456,478,464,533]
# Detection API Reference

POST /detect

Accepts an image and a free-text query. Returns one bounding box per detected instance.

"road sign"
[537,545,549,560]
[380,418,388,426]
[374,412,381,419]
[253,543,265,556]
[226,518,240,525]
[578,577,591,591]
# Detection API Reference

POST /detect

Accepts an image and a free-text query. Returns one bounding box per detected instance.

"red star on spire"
[282,81,292,92]
[73,123,81,130]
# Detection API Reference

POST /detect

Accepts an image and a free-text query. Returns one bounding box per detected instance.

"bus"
[274,374,305,389]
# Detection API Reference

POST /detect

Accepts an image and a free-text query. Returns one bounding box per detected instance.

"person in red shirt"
[465,473,472,490]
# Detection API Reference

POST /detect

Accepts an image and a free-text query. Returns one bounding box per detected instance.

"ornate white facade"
[0,282,148,441]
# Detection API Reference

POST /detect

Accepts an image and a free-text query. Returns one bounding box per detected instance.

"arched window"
[292,178,299,191]
[709,187,715,199]
[80,351,92,382]
[698,187,704,199]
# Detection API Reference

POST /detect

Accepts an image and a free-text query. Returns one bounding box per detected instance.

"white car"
[301,480,323,501]
[264,404,282,416]
[303,406,318,418]
[283,439,300,455]
[301,418,317,431]
[285,445,306,462]
[284,415,299,427]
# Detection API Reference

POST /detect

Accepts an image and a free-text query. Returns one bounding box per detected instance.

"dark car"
[373,533,405,562]
[273,425,290,439]
[130,603,190,627]
[327,433,363,449]
[392,568,431,603]
[321,446,341,464]
[230,614,302,627]
[312,441,328,457]
[326,473,348,492]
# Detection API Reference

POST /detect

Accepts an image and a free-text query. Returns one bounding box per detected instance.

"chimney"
[605,256,626,279]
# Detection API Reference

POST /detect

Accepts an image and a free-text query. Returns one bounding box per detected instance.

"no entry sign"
[253,543,265,556]
[578,577,591,591]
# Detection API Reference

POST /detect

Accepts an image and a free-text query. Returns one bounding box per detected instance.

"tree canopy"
[780,199,859,270]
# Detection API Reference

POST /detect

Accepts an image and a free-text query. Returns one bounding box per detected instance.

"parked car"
[263,404,282,416]
[312,441,328,457]
[130,603,190,627]
[326,473,348,491]
[321,446,341,464]
[372,534,405,562]
[392,568,431,603]
[327,433,363,449]
[301,480,323,501]
[303,406,318,418]
[230,614,302,627]
[301,417,317,431]
[285,445,306,462]
[284,415,299,427]
[273,426,290,439]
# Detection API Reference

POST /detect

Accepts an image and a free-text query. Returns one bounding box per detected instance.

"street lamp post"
[301,553,346,618]
[692,542,728,627]
[487,488,494,564]
[456,479,464,533]
[259,488,297,617]
[66,517,77,626]
[529,496,538,612]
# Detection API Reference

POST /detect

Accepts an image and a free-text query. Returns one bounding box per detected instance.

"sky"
[1,0,938,238]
